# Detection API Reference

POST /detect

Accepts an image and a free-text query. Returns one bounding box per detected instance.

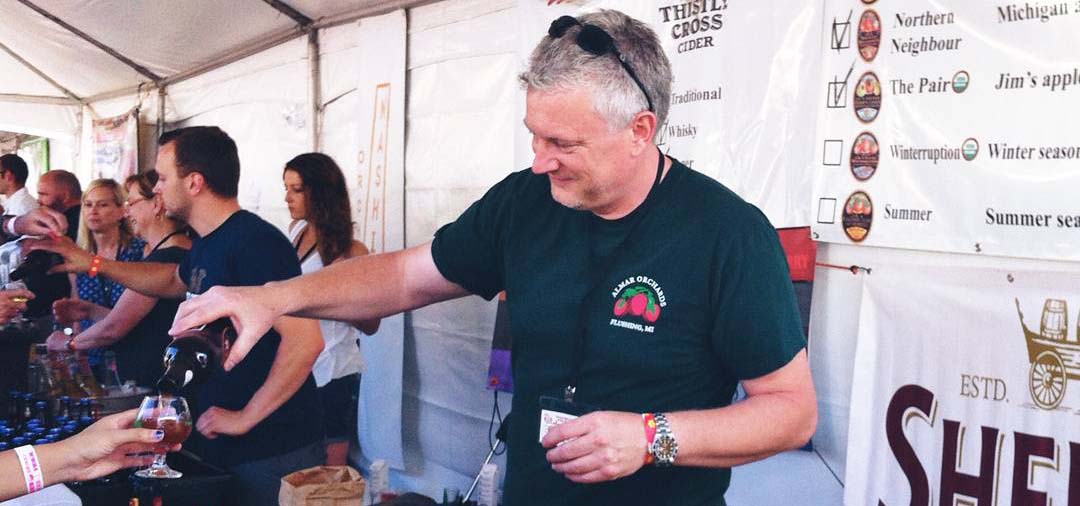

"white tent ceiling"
[0,0,433,104]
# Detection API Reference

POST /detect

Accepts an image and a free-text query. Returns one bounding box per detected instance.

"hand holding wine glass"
[0,287,32,324]
[133,395,192,479]
[1,281,31,326]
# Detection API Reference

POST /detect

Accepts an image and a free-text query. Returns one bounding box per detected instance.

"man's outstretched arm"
[171,241,469,370]
[24,234,187,299]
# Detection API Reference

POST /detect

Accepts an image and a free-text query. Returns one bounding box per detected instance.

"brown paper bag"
[279,465,365,506]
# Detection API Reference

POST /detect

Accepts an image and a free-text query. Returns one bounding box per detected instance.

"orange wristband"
[642,413,658,465]
[88,255,103,278]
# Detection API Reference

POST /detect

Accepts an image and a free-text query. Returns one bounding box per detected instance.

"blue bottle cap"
[11,436,27,446]
[0,442,8,451]
[33,438,50,445]
[34,400,47,408]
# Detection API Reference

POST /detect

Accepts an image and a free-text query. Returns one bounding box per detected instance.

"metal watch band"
[650,412,678,467]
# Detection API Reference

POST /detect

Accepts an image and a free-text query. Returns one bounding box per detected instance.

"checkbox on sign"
[817,198,837,224]
[823,140,843,166]
[827,63,855,109]
[830,10,852,52]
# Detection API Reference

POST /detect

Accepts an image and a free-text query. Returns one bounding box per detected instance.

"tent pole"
[157,87,167,135]
[83,0,441,104]
[308,30,322,152]
[15,0,162,82]
[0,93,79,106]
[260,0,313,27]
[0,40,84,105]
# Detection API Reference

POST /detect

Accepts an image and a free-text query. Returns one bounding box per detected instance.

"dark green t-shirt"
[431,159,805,506]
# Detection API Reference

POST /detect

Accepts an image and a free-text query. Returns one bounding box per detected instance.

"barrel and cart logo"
[854,72,882,123]
[610,277,667,333]
[858,10,881,62]
[842,191,873,242]
[1015,297,1078,410]
[850,132,879,181]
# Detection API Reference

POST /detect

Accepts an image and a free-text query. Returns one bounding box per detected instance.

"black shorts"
[318,373,360,442]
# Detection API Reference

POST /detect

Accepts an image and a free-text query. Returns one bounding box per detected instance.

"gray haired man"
[172,9,816,505]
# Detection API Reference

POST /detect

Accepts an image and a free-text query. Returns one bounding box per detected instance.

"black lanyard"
[564,148,666,403]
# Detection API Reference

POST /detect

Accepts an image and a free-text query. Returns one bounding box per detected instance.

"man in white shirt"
[0,154,40,217]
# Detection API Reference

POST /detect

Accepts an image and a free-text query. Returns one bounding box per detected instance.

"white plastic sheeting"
[0,0,413,101]
[395,0,516,495]
[165,37,310,225]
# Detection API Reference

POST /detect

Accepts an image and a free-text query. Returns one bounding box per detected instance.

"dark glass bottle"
[156,319,237,394]
[32,400,49,428]
[9,250,64,282]
[7,390,22,426]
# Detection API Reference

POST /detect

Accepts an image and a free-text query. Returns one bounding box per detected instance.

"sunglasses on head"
[548,15,654,113]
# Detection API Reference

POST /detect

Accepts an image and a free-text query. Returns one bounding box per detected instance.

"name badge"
[537,396,595,443]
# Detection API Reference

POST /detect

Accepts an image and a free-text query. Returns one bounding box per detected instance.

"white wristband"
[4,215,17,237]
[14,445,44,494]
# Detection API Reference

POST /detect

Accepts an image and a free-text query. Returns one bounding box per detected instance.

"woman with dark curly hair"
[283,152,380,465]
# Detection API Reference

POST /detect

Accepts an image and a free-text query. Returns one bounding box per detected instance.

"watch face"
[653,435,677,460]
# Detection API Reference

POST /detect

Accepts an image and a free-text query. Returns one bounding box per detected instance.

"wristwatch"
[649,412,678,467]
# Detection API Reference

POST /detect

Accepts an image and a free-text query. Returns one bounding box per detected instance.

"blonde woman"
[47,172,191,387]
[72,179,146,344]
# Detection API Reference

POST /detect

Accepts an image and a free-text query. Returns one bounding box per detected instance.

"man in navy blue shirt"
[31,127,325,506]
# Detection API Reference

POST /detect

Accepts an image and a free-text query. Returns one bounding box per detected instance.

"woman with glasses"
[46,172,191,387]
[283,153,379,465]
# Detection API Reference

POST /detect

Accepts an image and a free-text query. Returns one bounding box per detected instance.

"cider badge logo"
[962,138,980,161]
[952,70,970,93]
[842,191,873,242]
[609,276,667,333]
[1014,297,1074,410]
[854,72,883,123]
[850,132,879,181]
[857,10,882,62]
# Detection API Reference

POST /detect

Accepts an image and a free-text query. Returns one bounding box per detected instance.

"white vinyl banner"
[516,0,821,228]
[353,9,407,470]
[811,2,1080,261]
[845,265,1080,506]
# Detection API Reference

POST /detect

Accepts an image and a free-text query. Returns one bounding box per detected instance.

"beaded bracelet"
[642,413,658,465]
[88,255,103,278]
